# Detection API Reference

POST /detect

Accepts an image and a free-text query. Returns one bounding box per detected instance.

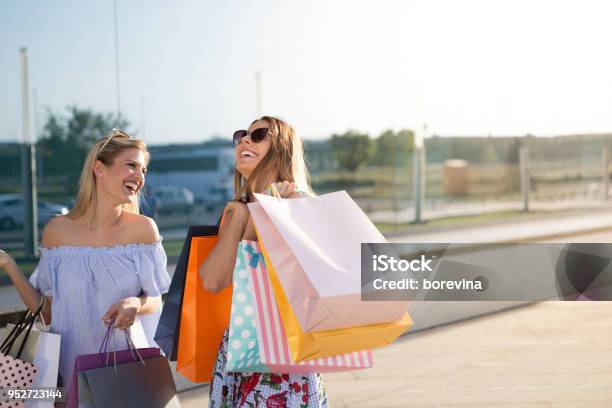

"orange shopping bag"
[176,226,233,383]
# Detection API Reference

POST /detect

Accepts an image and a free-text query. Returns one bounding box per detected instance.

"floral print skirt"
[208,328,329,408]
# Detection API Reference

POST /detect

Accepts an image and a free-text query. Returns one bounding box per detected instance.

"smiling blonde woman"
[0,130,171,389]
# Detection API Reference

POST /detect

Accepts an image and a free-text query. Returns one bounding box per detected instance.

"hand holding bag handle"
[267,183,283,199]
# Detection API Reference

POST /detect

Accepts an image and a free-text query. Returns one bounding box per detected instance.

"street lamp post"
[20,47,38,260]
[113,0,121,119]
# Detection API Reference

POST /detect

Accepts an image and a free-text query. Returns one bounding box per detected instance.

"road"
[179,301,612,407]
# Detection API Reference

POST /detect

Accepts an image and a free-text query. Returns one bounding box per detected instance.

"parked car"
[206,183,234,211]
[0,194,69,230]
[149,186,194,215]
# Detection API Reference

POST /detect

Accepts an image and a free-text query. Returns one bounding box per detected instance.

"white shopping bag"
[7,322,61,408]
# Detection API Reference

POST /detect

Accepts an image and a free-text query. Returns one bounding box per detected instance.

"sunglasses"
[98,128,131,156]
[233,128,269,145]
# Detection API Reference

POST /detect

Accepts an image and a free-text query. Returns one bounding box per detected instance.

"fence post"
[20,47,38,260]
[412,124,426,224]
[603,147,609,201]
[520,145,530,212]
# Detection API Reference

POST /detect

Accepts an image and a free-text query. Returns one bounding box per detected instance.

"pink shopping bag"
[248,191,409,332]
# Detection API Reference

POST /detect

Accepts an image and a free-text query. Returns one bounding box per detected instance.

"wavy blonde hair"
[68,129,149,219]
[234,116,314,202]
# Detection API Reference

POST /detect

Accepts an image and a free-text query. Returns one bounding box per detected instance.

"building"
[147,142,235,203]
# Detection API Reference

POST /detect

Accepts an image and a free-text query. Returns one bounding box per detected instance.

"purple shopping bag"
[66,324,161,408]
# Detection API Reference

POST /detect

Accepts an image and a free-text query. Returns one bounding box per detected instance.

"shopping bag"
[176,221,233,383]
[253,228,412,361]
[6,323,61,408]
[5,323,40,365]
[1,305,40,408]
[66,326,161,408]
[155,225,219,360]
[1,299,58,408]
[2,300,45,362]
[0,354,37,405]
[227,240,373,373]
[81,355,180,407]
[248,191,409,332]
[225,241,266,373]
[76,328,179,408]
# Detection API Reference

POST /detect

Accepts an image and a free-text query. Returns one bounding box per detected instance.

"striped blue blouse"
[28,238,171,384]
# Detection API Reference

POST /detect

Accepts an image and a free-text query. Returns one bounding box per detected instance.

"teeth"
[241,151,255,158]
[124,181,138,192]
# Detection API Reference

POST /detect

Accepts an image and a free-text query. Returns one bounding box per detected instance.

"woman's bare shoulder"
[123,212,160,244]
[41,216,75,248]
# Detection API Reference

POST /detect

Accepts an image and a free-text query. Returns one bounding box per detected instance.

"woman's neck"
[79,196,124,232]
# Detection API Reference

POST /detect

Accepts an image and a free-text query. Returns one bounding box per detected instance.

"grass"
[162,239,185,259]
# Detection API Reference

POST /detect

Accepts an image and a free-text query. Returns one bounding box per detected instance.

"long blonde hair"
[68,130,149,219]
[234,116,314,202]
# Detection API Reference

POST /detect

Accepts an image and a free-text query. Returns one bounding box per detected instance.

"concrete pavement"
[178,301,612,407]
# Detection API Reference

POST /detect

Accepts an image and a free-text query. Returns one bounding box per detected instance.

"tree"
[506,137,522,164]
[38,106,129,194]
[330,131,374,172]
[372,129,414,167]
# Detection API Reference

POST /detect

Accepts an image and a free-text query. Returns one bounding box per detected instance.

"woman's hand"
[220,200,250,235]
[271,181,295,198]
[271,181,301,198]
[102,297,141,329]
[0,249,16,271]
[223,200,249,219]
[0,249,48,320]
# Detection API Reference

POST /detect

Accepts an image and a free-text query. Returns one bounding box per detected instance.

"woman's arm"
[0,250,50,322]
[199,201,250,293]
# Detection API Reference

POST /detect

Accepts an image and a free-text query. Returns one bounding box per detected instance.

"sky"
[1,0,612,144]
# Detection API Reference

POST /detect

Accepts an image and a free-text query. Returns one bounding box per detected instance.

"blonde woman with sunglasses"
[0,130,171,389]
[200,116,328,407]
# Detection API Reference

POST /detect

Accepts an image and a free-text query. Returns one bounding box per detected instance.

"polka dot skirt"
[0,354,37,408]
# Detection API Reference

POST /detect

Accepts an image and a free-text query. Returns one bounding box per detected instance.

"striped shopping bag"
[227,240,373,373]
